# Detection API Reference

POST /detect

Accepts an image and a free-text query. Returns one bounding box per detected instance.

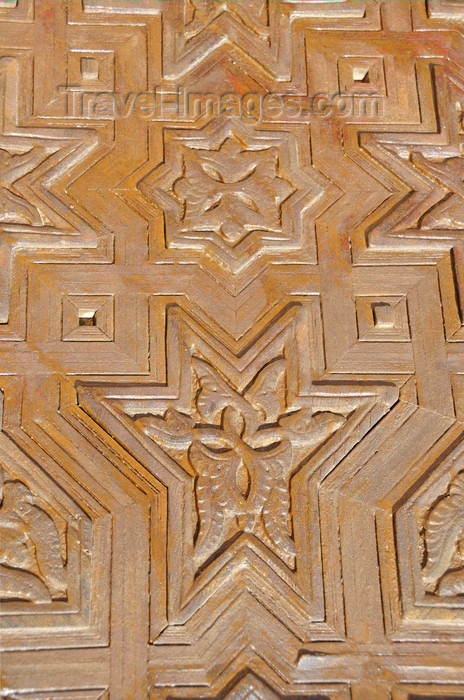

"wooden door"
[1,1,464,697]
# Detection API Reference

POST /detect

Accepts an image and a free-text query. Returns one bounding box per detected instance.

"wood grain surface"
[0,1,464,697]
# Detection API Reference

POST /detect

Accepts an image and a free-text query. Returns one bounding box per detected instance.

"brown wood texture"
[1,1,464,697]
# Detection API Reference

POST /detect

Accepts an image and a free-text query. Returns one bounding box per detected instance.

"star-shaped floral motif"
[173,136,295,245]
[137,120,326,271]
[136,357,346,569]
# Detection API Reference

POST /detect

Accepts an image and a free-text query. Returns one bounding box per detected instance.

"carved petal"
[244,358,286,423]
[189,440,239,566]
[192,357,255,427]
[137,408,195,445]
[235,462,251,498]
[279,408,345,444]
[223,406,245,436]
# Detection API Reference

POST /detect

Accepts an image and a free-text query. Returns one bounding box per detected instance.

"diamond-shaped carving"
[62,294,114,342]
[356,295,410,341]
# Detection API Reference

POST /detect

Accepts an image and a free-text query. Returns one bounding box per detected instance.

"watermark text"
[60,86,385,121]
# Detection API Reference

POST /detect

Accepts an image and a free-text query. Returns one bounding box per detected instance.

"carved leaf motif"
[135,356,351,570]
[192,357,254,426]
[189,440,240,565]
[423,471,464,589]
[244,358,286,424]
[259,440,295,565]
[137,407,195,446]
[173,138,294,246]
[278,408,346,445]
[0,470,67,602]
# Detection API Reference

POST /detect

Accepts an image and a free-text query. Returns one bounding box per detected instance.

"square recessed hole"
[67,51,114,91]
[80,57,99,80]
[78,309,97,326]
[356,295,410,341]
[62,294,114,341]
[338,56,386,94]
[352,66,370,84]
[372,301,395,328]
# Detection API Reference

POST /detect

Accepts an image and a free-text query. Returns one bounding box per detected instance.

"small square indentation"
[67,50,114,91]
[352,66,371,84]
[62,294,114,341]
[356,295,410,341]
[371,301,395,328]
[80,57,99,81]
[338,56,386,95]
[78,309,97,326]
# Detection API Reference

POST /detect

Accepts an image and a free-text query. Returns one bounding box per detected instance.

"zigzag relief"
[0,57,103,328]
[77,304,398,648]
[0,146,48,226]
[160,0,372,83]
[2,0,464,695]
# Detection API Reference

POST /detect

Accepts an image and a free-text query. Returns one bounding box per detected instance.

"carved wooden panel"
[1,1,464,698]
